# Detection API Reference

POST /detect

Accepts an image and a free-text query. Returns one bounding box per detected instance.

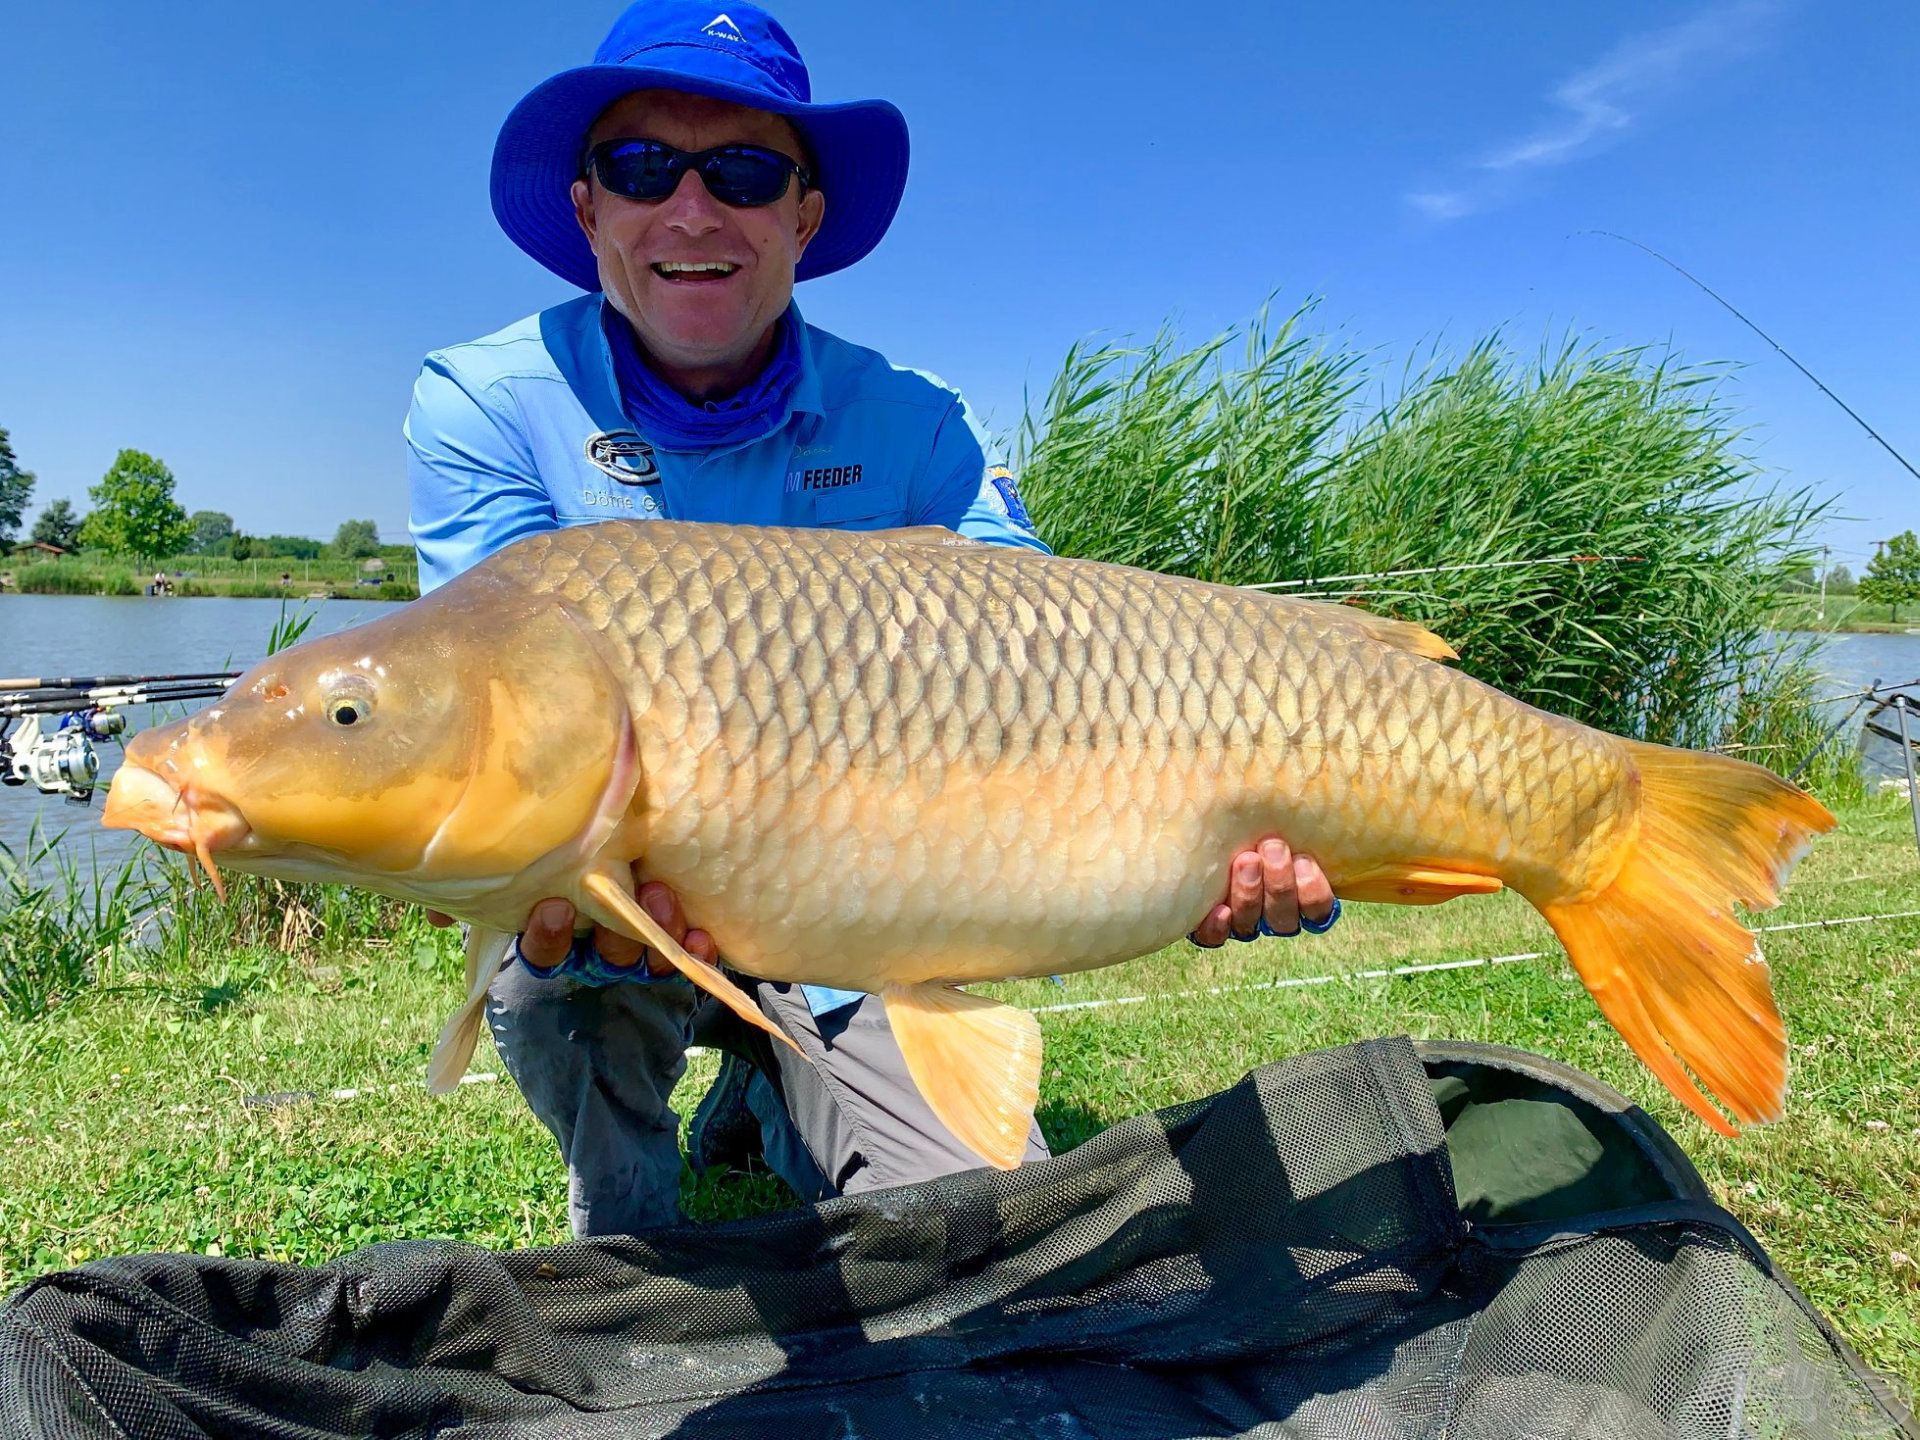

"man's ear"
[794,187,825,258]
[571,178,598,248]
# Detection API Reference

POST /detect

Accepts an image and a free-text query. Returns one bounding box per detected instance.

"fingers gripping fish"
[104,521,1835,1169]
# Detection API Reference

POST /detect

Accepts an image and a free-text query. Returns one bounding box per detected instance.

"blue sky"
[2,0,1913,569]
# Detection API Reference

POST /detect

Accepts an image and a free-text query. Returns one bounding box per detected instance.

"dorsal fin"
[1259,594,1457,662]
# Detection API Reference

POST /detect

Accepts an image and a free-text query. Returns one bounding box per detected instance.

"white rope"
[1027,908,1920,1017]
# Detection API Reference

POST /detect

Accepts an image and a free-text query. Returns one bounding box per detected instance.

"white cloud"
[1408,0,1782,221]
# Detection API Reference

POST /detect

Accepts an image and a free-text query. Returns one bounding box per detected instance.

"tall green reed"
[1018,306,1840,789]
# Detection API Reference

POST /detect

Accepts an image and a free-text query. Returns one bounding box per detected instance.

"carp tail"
[427,925,515,1094]
[1539,742,1835,1136]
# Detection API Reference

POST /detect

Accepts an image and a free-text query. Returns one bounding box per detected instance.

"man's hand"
[424,861,718,975]
[1189,837,1336,946]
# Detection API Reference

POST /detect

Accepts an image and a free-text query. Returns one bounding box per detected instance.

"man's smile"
[651,261,740,283]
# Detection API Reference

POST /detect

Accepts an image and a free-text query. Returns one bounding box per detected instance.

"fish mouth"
[102,760,252,900]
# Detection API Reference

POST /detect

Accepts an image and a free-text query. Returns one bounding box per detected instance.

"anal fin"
[1337,863,1503,905]
[580,870,800,1056]
[427,924,514,1094]
[883,984,1042,1171]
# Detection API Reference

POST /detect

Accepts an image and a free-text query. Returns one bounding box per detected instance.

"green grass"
[2,791,1916,1385]
[1769,593,1920,633]
[6,554,419,601]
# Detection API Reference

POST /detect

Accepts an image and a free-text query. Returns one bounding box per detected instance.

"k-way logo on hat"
[701,13,744,40]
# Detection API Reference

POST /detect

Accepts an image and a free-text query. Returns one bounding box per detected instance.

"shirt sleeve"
[912,394,1051,554]
[406,355,557,593]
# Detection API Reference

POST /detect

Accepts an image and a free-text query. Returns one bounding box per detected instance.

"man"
[408,0,1339,1239]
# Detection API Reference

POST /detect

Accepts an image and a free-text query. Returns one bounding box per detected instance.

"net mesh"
[3,1037,1910,1439]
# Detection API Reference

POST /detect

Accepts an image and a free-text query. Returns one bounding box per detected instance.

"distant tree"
[76,449,192,558]
[1782,563,1816,592]
[331,518,382,559]
[253,533,322,559]
[187,509,236,555]
[1859,531,1920,622]
[30,498,81,551]
[229,531,255,561]
[1826,563,1854,594]
[0,426,34,547]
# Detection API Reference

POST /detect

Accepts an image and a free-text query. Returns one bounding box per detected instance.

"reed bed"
[1018,304,1842,789]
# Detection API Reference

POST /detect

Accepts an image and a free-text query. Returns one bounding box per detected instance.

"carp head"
[102,569,637,912]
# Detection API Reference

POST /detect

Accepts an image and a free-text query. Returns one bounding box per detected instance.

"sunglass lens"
[702,149,791,206]
[596,143,680,201]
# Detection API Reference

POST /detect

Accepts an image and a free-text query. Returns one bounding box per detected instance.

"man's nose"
[658,167,724,234]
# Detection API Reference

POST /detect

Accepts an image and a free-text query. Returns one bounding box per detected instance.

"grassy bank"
[3,553,417,602]
[2,791,1917,1386]
[1769,593,1920,634]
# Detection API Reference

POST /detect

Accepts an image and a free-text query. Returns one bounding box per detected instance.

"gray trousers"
[486,966,1050,1238]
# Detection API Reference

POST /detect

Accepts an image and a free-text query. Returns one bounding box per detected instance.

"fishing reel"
[0,710,124,803]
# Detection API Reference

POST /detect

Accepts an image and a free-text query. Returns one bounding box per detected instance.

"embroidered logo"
[702,13,744,40]
[784,462,865,493]
[583,430,661,486]
[984,464,1034,530]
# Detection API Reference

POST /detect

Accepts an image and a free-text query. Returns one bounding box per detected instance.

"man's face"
[572,90,825,390]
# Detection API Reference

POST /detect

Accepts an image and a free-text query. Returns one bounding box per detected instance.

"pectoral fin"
[427,924,515,1094]
[883,984,1042,1171]
[1336,863,1504,905]
[580,870,799,1056]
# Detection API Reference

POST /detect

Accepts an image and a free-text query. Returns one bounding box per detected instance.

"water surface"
[1,595,395,867]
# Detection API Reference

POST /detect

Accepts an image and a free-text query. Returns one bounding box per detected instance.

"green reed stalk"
[1019,308,1837,788]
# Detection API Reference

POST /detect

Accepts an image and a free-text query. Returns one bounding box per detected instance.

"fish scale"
[105,519,1836,1165]
[492,522,1629,985]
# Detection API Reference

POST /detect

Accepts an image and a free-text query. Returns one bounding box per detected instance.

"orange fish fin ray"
[1337,864,1502,905]
[1538,740,1836,1135]
[579,869,799,1055]
[426,925,514,1094]
[1265,595,1457,662]
[882,984,1042,1171]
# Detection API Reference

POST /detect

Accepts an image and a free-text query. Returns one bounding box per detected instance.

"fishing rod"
[0,669,241,803]
[0,681,238,718]
[1243,553,1646,593]
[1583,230,1919,483]
[0,670,241,692]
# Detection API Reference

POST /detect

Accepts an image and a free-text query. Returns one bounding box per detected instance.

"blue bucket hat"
[491,0,909,290]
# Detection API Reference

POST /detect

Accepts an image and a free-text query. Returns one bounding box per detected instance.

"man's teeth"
[654,262,738,276]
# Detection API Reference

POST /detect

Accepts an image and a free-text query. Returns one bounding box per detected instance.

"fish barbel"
[104,521,1834,1166]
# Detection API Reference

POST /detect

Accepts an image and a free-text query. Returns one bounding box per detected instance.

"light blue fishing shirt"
[406,293,1049,1014]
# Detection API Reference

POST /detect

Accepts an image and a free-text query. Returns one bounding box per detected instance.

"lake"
[2,594,397,870]
[3,594,1918,874]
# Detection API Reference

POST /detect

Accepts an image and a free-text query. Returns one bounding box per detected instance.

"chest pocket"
[809,481,910,530]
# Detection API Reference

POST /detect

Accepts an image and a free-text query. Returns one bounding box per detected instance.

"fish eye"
[326,694,373,727]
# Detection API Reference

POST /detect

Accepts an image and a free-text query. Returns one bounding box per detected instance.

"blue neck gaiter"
[603,300,803,452]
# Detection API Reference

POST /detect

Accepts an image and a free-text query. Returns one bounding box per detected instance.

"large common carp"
[104,521,1833,1167]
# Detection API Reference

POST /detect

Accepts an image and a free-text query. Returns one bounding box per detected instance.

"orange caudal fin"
[1540,740,1836,1136]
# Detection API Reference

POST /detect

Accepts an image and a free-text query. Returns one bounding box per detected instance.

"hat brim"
[491,66,909,289]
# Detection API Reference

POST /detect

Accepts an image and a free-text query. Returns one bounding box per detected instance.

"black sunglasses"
[584,138,812,208]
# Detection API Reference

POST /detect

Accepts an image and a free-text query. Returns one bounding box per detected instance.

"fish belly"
[501,523,1634,991]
